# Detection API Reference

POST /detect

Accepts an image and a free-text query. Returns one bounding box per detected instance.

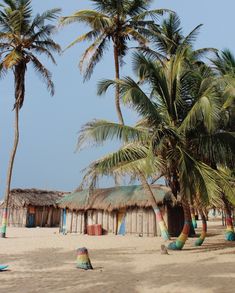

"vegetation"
[76,13,235,248]
[0,1,234,247]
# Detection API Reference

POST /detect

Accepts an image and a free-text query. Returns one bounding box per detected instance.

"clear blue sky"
[0,0,234,197]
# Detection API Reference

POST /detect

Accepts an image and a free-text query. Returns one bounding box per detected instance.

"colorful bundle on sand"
[0,265,8,271]
[154,207,170,241]
[76,247,93,270]
[168,220,190,250]
[225,217,235,241]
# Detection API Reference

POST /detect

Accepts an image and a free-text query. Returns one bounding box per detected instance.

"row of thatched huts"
[0,185,184,237]
[0,189,65,227]
[58,185,184,237]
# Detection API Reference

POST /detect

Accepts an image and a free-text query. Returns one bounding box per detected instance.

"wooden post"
[108,212,114,233]
[70,212,73,233]
[81,212,85,234]
[41,206,45,227]
[102,211,109,234]
[97,210,103,226]
[137,209,143,235]
[131,208,137,235]
[47,207,53,227]
[78,212,82,233]
[113,212,118,235]
[143,209,149,237]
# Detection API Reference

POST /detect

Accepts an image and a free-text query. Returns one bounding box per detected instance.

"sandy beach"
[0,220,234,293]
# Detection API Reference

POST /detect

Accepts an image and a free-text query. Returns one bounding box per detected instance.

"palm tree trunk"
[0,63,25,238]
[190,206,197,229]
[223,197,235,241]
[138,171,170,240]
[194,208,207,246]
[113,44,124,125]
[0,106,20,237]
[168,200,191,250]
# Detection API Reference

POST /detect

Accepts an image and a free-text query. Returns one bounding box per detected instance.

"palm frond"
[77,119,149,151]
[28,53,54,96]
[64,30,101,51]
[79,34,108,81]
[60,10,112,29]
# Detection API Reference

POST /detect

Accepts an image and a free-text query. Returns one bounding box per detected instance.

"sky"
[0,0,234,197]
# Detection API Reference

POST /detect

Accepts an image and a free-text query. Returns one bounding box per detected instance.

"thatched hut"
[0,188,66,227]
[58,185,184,237]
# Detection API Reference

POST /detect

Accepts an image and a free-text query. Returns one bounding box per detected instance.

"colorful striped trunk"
[194,210,207,246]
[225,216,235,241]
[0,208,8,238]
[224,199,235,241]
[153,206,170,241]
[191,206,197,229]
[168,201,191,250]
[137,171,170,241]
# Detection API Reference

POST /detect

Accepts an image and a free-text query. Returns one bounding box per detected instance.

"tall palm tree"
[198,49,235,241]
[77,49,235,249]
[60,0,169,124]
[0,0,61,238]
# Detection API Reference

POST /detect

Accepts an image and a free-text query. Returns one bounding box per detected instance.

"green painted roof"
[58,185,173,211]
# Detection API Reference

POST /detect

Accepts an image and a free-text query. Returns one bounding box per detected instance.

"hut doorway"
[117,210,126,235]
[27,206,36,227]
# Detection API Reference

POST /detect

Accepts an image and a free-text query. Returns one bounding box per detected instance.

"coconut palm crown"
[60,0,170,124]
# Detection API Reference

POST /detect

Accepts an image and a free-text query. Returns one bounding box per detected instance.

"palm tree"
[0,0,61,238]
[140,12,216,66]
[198,49,235,241]
[60,0,169,124]
[77,49,235,249]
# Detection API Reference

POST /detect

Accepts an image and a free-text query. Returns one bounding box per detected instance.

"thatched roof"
[0,188,67,208]
[58,185,174,212]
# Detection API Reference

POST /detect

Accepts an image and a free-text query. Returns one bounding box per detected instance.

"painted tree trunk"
[138,172,170,240]
[153,206,170,240]
[223,198,235,241]
[113,44,124,125]
[0,106,20,237]
[168,200,191,250]
[194,209,207,246]
[0,63,25,238]
[190,206,197,229]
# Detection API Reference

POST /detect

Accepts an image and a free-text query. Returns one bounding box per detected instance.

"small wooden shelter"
[58,185,184,237]
[0,188,66,227]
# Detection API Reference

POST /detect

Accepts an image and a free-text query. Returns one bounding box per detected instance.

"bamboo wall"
[0,206,61,227]
[32,206,61,227]
[63,207,171,237]
[0,208,27,227]
[63,210,85,234]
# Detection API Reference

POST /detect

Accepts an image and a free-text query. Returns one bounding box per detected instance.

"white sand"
[0,220,235,293]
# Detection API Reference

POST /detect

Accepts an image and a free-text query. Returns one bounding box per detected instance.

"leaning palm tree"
[0,0,61,238]
[77,49,235,249]
[60,0,169,124]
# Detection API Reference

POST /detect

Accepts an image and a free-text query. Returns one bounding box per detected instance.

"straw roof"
[0,188,67,208]
[58,185,174,212]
